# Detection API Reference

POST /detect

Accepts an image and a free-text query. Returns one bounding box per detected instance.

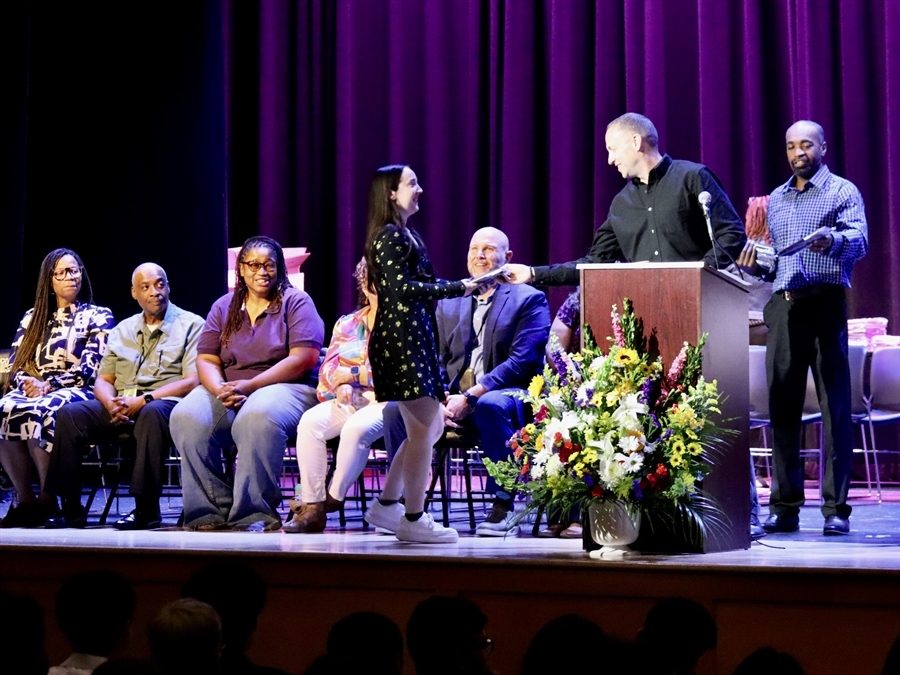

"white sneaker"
[395,512,459,544]
[364,501,405,534]
[475,505,520,537]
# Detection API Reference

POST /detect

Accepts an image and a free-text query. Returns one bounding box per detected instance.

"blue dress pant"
[383,388,527,496]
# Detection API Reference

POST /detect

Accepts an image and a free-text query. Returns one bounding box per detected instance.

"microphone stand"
[701,199,743,280]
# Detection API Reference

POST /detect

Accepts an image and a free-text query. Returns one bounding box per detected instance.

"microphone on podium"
[698,191,719,271]
[698,190,741,277]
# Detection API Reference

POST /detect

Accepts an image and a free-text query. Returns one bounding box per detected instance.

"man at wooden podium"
[502,112,746,286]
[503,112,760,538]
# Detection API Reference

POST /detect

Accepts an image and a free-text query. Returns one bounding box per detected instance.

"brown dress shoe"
[559,523,583,539]
[324,493,344,514]
[283,502,327,534]
[537,523,567,538]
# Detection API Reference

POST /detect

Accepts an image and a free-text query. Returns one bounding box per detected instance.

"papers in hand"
[752,242,776,271]
[468,267,509,286]
[777,226,832,257]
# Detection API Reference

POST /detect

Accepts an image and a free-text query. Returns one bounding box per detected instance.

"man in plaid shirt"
[738,120,868,536]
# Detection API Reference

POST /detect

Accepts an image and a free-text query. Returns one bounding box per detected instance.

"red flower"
[656,464,668,476]
[535,406,548,422]
[646,474,657,486]
[563,440,572,450]
[510,440,519,451]
[591,485,604,498]
[559,447,572,463]
[514,447,523,459]
[639,478,649,490]
[554,432,563,444]
[573,444,582,452]
[521,464,529,475]
[522,433,530,443]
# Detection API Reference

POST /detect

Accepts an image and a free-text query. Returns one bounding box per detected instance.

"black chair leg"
[532,504,544,537]
[463,453,476,529]
[425,447,450,525]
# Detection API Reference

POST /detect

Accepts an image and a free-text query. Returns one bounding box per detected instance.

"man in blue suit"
[381,227,550,536]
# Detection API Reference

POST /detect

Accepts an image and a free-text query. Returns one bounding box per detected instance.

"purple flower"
[550,348,570,386]
[649,412,661,428]
[632,479,643,500]
[575,386,594,407]
[584,474,594,486]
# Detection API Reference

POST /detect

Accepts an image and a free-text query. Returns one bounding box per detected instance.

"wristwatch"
[350,366,360,381]
[143,393,154,404]
[464,391,479,408]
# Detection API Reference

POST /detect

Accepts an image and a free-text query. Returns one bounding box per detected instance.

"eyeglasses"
[52,267,83,281]
[476,638,494,654]
[241,261,278,274]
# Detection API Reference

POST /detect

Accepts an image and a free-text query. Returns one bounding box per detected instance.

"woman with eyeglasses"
[0,248,114,528]
[170,236,325,531]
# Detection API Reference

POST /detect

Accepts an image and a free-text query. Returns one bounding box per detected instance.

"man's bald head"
[132,263,167,287]
[131,263,170,322]
[785,120,827,183]
[786,120,825,145]
[467,227,512,278]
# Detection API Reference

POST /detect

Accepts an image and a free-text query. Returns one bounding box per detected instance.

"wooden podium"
[579,262,751,552]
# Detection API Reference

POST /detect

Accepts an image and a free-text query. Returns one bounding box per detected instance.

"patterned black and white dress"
[369,224,466,402]
[0,303,114,451]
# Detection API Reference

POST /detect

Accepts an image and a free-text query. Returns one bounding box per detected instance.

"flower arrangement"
[485,298,728,545]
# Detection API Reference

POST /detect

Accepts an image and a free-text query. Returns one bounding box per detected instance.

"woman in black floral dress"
[363,165,477,543]
[0,248,113,527]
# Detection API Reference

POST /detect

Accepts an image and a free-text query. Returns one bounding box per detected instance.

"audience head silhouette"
[639,598,717,675]
[407,595,495,675]
[520,614,607,675]
[149,598,222,675]
[0,592,48,675]
[181,561,267,657]
[326,611,403,675]
[56,570,136,658]
[732,647,805,675]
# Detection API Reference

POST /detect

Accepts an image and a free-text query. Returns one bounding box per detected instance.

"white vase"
[587,500,641,558]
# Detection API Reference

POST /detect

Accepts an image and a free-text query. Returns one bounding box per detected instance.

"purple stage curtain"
[226,0,899,328]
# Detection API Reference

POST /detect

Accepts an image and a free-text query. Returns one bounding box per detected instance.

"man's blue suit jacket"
[436,284,550,394]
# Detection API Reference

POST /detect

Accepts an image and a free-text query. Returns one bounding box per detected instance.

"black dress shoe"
[0,503,50,528]
[113,509,161,531]
[762,513,800,533]
[45,507,88,529]
[823,515,850,536]
[750,522,767,540]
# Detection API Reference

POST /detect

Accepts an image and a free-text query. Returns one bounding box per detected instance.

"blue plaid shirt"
[767,165,868,292]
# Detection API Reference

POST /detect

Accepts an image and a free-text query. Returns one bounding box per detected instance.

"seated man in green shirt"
[45,263,205,529]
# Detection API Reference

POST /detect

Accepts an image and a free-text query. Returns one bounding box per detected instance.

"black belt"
[777,283,843,302]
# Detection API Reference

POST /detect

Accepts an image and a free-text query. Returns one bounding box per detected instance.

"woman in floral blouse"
[286,258,385,533]
[0,248,114,528]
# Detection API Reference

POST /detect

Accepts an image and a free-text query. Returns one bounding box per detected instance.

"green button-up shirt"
[98,302,205,399]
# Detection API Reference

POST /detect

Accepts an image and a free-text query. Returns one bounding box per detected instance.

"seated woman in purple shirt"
[170,236,325,531]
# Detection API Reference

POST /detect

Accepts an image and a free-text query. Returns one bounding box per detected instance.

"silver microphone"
[698,191,718,270]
